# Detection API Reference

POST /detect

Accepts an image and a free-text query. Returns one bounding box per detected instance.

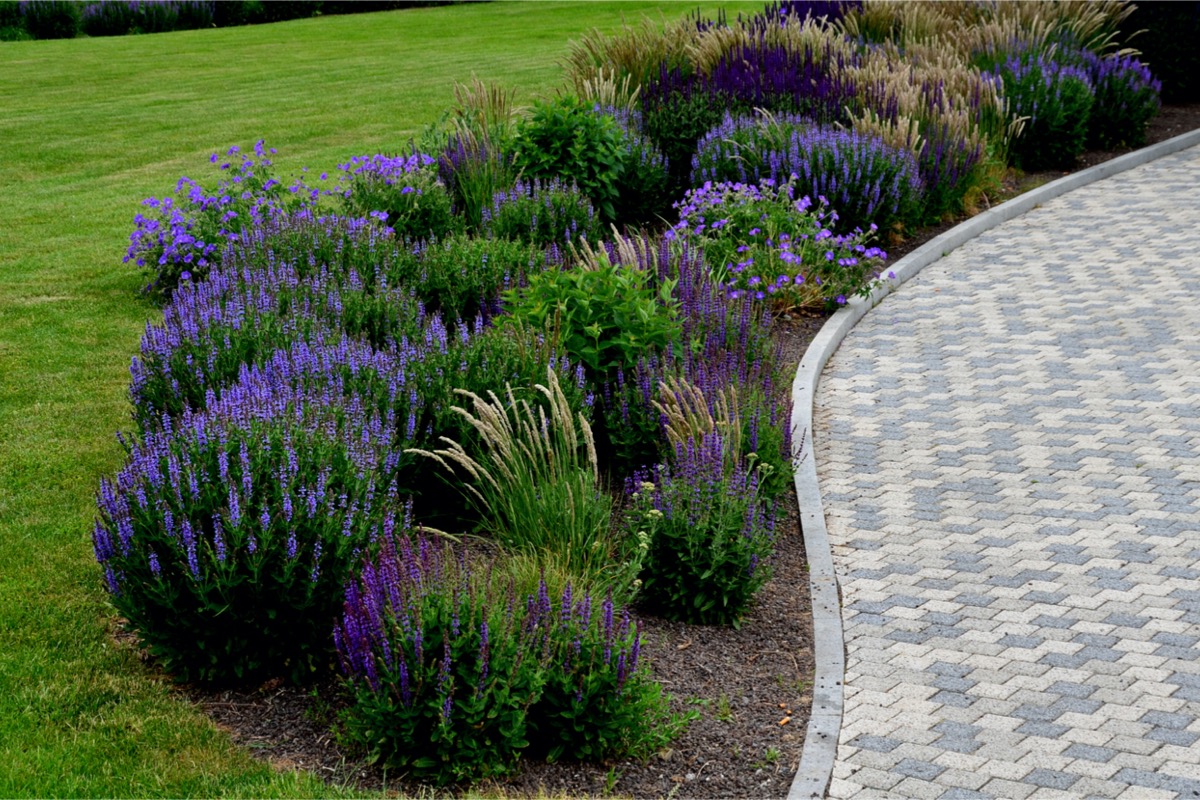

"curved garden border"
[785,126,1200,800]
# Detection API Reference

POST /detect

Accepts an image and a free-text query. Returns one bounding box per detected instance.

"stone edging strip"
[785,126,1200,800]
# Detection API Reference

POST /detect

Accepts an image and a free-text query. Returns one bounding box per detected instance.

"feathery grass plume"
[407,367,638,597]
[563,14,698,94]
[836,0,955,47]
[688,11,857,77]
[959,16,1058,65]
[963,0,1133,56]
[653,376,742,460]
[844,42,1014,221]
[571,67,642,112]
[438,78,520,230]
[452,76,520,144]
[568,226,654,273]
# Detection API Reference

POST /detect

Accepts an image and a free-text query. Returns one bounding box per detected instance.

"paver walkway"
[813,144,1200,799]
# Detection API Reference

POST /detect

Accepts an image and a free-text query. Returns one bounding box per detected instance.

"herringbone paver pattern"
[814,145,1200,798]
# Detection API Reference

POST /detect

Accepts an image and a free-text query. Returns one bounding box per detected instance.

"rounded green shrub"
[512,95,625,224]
[502,250,681,381]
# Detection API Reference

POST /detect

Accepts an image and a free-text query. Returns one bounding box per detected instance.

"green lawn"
[0,3,758,795]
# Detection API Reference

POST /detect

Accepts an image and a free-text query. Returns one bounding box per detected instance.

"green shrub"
[502,251,682,381]
[0,0,28,37]
[258,0,319,23]
[596,362,669,478]
[625,432,776,626]
[482,179,602,249]
[604,107,673,227]
[333,152,461,242]
[512,96,625,224]
[20,0,78,38]
[640,70,725,199]
[212,0,263,27]
[401,233,549,320]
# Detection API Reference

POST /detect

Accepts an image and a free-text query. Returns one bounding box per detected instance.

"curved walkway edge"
[786,126,1200,800]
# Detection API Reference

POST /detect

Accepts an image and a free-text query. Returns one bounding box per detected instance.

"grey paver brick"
[818,145,1200,799]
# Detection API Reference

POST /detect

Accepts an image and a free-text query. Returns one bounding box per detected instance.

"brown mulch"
[168,103,1200,799]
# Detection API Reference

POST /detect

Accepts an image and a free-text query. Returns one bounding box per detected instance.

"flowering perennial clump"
[125,141,325,301]
[336,530,671,784]
[625,431,777,626]
[481,179,602,248]
[692,113,923,231]
[669,179,888,311]
[984,47,1096,171]
[94,381,396,685]
[1080,51,1162,149]
[332,152,460,241]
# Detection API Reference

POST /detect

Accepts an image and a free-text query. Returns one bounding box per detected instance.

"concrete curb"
[785,127,1200,800]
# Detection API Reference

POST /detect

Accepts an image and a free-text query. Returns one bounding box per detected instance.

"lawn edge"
[786,126,1200,800]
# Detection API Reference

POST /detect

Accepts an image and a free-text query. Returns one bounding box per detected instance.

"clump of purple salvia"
[625,431,776,625]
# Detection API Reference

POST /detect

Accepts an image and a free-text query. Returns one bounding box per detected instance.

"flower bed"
[95,0,1166,791]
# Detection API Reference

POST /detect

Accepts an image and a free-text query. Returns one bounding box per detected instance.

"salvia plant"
[1079,50,1161,149]
[133,276,591,524]
[575,236,791,488]
[692,113,923,231]
[704,37,858,124]
[767,0,861,26]
[331,152,461,242]
[625,431,776,626]
[601,106,673,227]
[336,531,673,784]
[482,179,602,249]
[94,381,396,685]
[80,0,213,36]
[668,179,889,311]
[640,65,727,198]
[129,247,427,433]
[985,46,1095,171]
[400,233,551,320]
